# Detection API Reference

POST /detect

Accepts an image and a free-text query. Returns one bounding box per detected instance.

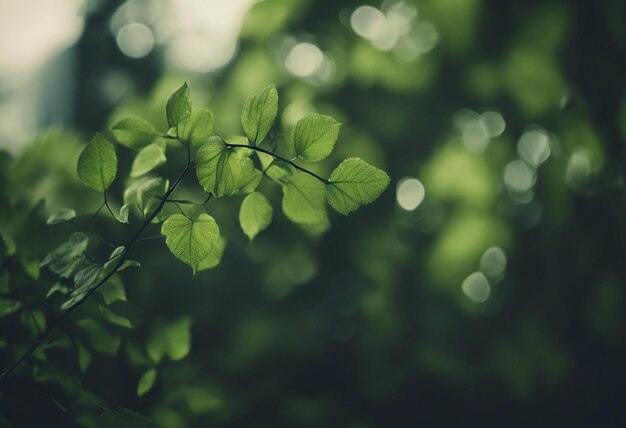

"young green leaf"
[98,407,154,428]
[115,204,130,224]
[292,114,341,162]
[46,208,76,225]
[130,142,166,178]
[178,108,213,147]
[282,173,328,225]
[241,84,278,144]
[77,133,118,193]
[166,82,192,128]
[196,137,243,197]
[136,178,169,217]
[326,157,390,214]
[161,214,220,273]
[239,192,273,241]
[137,369,157,397]
[197,237,226,272]
[77,343,91,372]
[41,233,89,278]
[111,117,160,149]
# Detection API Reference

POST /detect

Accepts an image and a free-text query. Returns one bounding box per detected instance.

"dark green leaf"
[41,233,89,278]
[0,299,21,317]
[98,407,154,428]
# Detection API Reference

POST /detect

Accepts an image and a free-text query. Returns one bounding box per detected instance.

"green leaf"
[77,343,91,372]
[41,233,89,278]
[46,208,76,225]
[99,306,133,329]
[239,192,273,240]
[292,114,341,162]
[161,214,220,273]
[119,260,140,271]
[97,276,127,305]
[282,173,328,225]
[47,283,69,298]
[0,299,21,317]
[241,84,278,144]
[147,317,192,362]
[237,158,262,193]
[196,137,243,197]
[178,108,213,147]
[77,318,121,356]
[137,369,157,397]
[111,117,160,149]
[257,151,274,170]
[326,157,390,215]
[115,204,130,224]
[77,133,118,193]
[197,237,226,272]
[63,263,102,309]
[136,178,169,217]
[266,164,290,183]
[166,82,192,128]
[130,142,166,178]
[98,407,154,428]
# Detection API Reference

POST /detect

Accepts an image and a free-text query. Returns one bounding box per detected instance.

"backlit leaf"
[241,84,278,144]
[166,82,192,128]
[196,137,242,197]
[178,108,213,147]
[130,142,166,178]
[77,133,117,193]
[111,117,160,149]
[292,114,341,162]
[239,192,273,240]
[282,173,328,225]
[161,214,220,273]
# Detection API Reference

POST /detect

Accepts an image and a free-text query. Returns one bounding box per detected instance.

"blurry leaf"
[178,108,213,147]
[97,276,127,305]
[99,305,133,329]
[103,246,125,272]
[119,260,141,271]
[292,114,341,162]
[0,299,21,317]
[326,158,390,215]
[241,84,278,144]
[71,263,102,298]
[21,310,46,336]
[161,214,219,273]
[0,232,16,256]
[77,343,91,372]
[77,133,117,193]
[137,369,157,397]
[77,318,121,356]
[197,237,226,272]
[166,83,192,128]
[112,117,160,149]
[137,177,168,217]
[147,317,192,362]
[257,151,274,170]
[98,407,154,428]
[41,233,89,278]
[266,164,290,183]
[196,137,242,197]
[46,208,76,225]
[20,258,40,279]
[282,173,327,225]
[46,282,69,298]
[239,192,273,240]
[130,142,166,178]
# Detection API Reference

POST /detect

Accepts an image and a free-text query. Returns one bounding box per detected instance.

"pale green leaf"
[196,137,242,197]
[118,260,140,271]
[197,237,226,272]
[166,82,192,127]
[239,192,272,240]
[136,178,169,217]
[326,157,390,215]
[46,208,76,225]
[241,84,278,144]
[130,142,166,178]
[266,164,290,183]
[292,114,341,162]
[46,283,69,298]
[178,108,213,147]
[147,317,192,362]
[237,158,262,193]
[41,233,89,278]
[161,214,219,273]
[257,151,274,170]
[77,133,118,193]
[115,204,130,224]
[137,369,157,397]
[0,299,21,317]
[111,117,160,149]
[282,173,328,225]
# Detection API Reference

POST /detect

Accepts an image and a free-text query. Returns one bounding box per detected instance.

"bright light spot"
[396,178,425,211]
[410,22,439,54]
[166,34,236,72]
[481,111,506,137]
[479,247,507,281]
[116,23,154,58]
[517,129,551,167]
[462,272,491,303]
[462,120,490,153]
[504,160,536,192]
[285,43,324,77]
[566,150,593,188]
[350,6,386,41]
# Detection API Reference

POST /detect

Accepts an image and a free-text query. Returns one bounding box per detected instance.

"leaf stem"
[225,143,329,184]
[69,221,116,248]
[0,161,195,383]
